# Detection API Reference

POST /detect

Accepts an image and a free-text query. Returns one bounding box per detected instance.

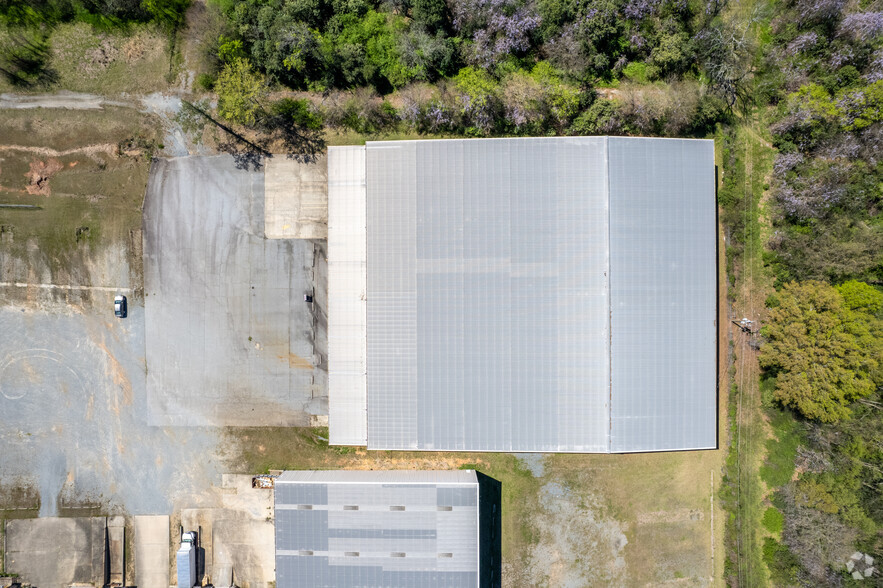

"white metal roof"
[327,146,368,445]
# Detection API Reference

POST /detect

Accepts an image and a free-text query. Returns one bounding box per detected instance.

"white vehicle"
[114,295,127,318]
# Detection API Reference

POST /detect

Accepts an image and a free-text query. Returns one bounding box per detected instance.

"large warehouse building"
[274,470,498,587]
[327,137,717,453]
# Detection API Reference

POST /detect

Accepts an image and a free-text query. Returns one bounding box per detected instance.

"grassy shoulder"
[716,117,777,588]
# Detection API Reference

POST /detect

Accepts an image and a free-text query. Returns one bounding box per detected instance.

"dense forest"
[197,0,736,137]
[1,0,882,585]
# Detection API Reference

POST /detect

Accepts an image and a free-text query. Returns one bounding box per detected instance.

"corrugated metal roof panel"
[327,146,368,446]
[275,470,479,588]
[366,138,611,452]
[607,137,717,452]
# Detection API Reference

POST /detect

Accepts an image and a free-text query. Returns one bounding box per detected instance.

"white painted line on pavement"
[0,282,133,293]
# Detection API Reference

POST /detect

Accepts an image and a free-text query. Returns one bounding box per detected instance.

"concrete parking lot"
[0,298,224,517]
[1,155,327,516]
[1,153,330,586]
[143,156,327,427]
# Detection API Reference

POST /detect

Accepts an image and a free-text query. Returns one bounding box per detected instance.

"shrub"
[324,88,398,133]
[568,98,622,135]
[760,410,802,487]
[271,98,324,131]
[762,537,800,585]
[196,72,216,90]
[762,506,785,533]
[622,61,651,83]
[759,280,883,421]
[453,66,500,134]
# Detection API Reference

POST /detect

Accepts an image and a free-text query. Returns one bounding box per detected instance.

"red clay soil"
[24,158,64,195]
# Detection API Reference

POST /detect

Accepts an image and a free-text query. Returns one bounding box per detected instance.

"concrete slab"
[5,517,101,588]
[264,156,328,239]
[135,515,170,588]
[0,303,227,516]
[107,515,125,584]
[90,517,107,587]
[143,155,328,427]
[178,475,275,587]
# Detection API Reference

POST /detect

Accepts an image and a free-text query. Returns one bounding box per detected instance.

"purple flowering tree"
[795,0,845,26]
[774,160,851,220]
[785,31,819,56]
[838,12,883,43]
[865,50,883,82]
[450,0,541,67]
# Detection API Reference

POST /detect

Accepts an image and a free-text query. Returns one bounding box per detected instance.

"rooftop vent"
[299,550,314,556]
[389,505,406,511]
[437,506,453,511]
[438,553,453,558]
[297,504,313,510]
[343,505,359,510]
[345,552,360,557]
[391,552,406,558]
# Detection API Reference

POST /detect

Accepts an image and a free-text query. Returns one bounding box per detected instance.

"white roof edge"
[276,470,479,484]
[327,145,368,446]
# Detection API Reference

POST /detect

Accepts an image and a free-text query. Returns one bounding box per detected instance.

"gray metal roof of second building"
[353,136,717,453]
[275,470,480,588]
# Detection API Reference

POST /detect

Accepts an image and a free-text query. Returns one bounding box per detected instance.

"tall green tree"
[760,280,883,422]
[215,58,268,126]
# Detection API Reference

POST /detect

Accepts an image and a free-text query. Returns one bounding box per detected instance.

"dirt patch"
[24,159,64,195]
[637,509,705,524]
[524,481,628,588]
[83,38,120,73]
[0,143,118,160]
[122,36,147,62]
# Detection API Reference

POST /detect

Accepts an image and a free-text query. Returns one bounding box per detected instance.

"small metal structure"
[732,317,755,333]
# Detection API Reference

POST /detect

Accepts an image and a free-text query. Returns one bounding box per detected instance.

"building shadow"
[476,471,502,588]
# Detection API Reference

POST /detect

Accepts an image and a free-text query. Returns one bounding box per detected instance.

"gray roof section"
[361,136,716,453]
[607,137,717,452]
[367,138,611,452]
[275,470,480,588]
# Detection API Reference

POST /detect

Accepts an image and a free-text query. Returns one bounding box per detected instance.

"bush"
[324,88,398,133]
[760,410,802,487]
[762,537,800,585]
[196,72,216,90]
[271,98,324,131]
[622,61,652,83]
[762,506,785,533]
[760,280,883,421]
[568,99,622,135]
